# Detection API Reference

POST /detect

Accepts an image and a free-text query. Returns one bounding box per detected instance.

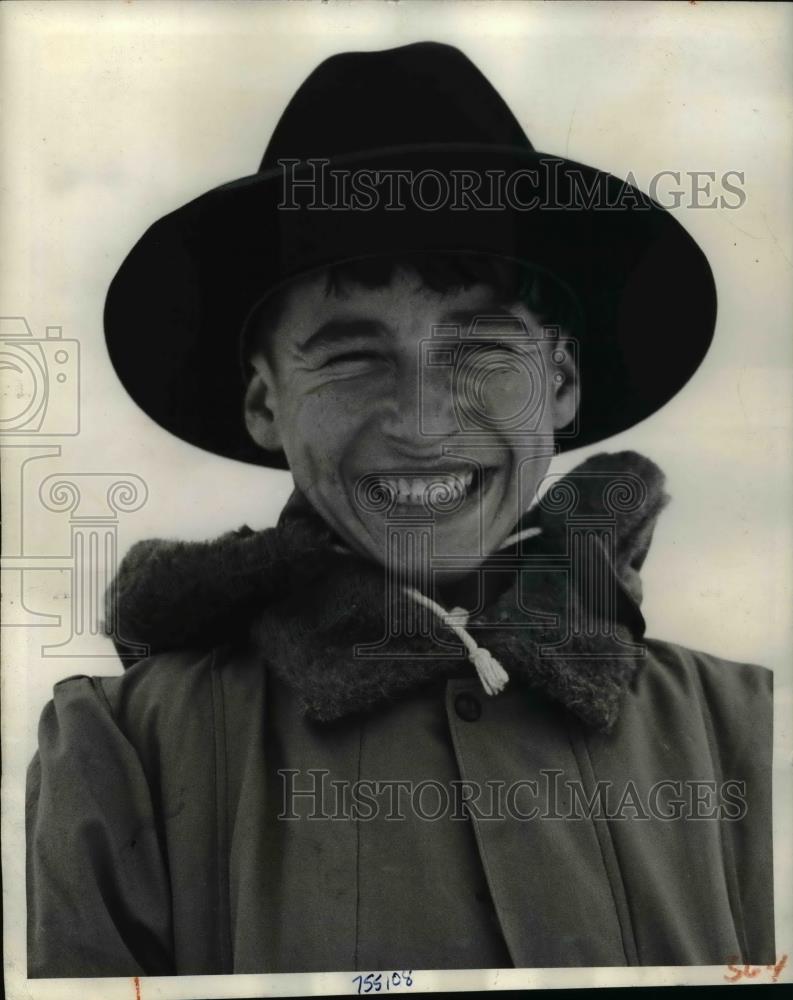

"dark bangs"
[243,252,582,368]
[322,253,581,331]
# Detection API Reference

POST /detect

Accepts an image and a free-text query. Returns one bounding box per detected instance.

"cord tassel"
[468,646,510,696]
[403,586,510,697]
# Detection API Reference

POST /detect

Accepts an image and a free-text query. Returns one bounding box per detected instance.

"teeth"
[377,471,477,506]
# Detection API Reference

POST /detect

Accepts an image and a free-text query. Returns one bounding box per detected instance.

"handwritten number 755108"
[352,971,414,993]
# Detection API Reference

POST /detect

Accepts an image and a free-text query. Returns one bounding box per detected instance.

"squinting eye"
[324,351,380,367]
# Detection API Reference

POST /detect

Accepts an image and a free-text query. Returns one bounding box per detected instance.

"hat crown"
[259,41,533,169]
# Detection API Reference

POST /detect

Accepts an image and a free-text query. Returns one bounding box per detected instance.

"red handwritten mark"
[133,975,141,1000]
[724,953,787,983]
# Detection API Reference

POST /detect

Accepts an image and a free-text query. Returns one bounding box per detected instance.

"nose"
[380,352,460,447]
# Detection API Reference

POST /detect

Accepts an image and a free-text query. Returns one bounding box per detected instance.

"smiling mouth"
[371,468,495,507]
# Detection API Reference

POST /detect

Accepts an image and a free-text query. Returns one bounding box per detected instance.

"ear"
[244,358,283,453]
[548,337,580,431]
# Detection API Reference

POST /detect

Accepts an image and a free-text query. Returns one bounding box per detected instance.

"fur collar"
[110,451,669,732]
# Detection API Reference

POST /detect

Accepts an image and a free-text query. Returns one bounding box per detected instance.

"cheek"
[280,384,371,475]
[513,454,553,507]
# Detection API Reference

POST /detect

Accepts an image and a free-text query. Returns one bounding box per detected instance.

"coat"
[26,452,775,977]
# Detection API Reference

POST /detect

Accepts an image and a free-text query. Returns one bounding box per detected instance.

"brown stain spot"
[133,976,141,1000]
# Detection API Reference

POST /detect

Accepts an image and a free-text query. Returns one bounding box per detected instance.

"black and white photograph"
[1,2,791,997]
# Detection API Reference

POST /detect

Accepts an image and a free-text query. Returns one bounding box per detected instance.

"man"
[26,42,773,976]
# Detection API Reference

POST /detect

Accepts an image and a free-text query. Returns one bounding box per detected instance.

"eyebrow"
[296,300,522,353]
[297,318,388,354]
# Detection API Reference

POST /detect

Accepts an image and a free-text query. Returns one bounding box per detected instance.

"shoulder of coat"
[91,640,265,729]
[639,635,772,709]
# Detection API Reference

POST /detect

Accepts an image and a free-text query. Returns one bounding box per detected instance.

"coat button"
[454,692,482,722]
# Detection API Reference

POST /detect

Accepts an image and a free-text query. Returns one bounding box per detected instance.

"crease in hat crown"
[259,42,533,169]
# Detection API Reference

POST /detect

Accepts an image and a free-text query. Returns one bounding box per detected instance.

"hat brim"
[104,146,716,468]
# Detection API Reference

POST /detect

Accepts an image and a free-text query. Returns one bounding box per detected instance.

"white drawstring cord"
[402,523,543,697]
[402,588,510,696]
[498,525,542,550]
[327,515,542,697]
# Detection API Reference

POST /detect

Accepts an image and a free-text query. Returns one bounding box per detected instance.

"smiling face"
[245,260,579,576]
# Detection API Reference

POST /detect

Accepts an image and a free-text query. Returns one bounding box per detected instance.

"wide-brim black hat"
[105,41,716,469]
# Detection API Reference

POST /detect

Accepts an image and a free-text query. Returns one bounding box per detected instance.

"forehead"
[270,266,524,353]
